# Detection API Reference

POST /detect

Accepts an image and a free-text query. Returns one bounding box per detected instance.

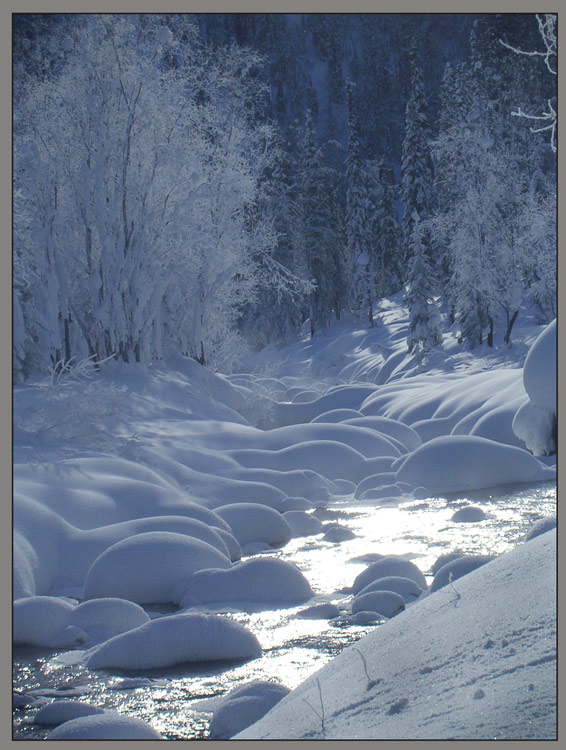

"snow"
[355,575,424,603]
[83,532,232,604]
[237,531,556,739]
[86,612,261,670]
[351,557,428,594]
[47,712,164,739]
[33,700,105,726]
[179,557,313,607]
[214,503,292,547]
[351,590,406,617]
[393,435,555,494]
[282,510,323,536]
[451,506,487,522]
[207,681,291,739]
[430,554,495,592]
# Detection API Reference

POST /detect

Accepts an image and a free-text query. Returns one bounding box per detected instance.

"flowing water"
[13,481,556,740]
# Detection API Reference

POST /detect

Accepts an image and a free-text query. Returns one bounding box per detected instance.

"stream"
[13,480,556,740]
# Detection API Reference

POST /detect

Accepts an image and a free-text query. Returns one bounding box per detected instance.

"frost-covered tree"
[401,45,435,274]
[13,15,289,378]
[345,81,376,327]
[374,162,403,295]
[405,212,442,358]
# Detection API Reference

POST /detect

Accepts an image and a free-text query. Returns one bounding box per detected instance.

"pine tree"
[345,81,376,327]
[401,44,435,276]
[375,162,403,295]
[405,212,442,358]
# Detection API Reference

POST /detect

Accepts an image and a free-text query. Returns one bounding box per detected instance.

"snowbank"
[86,612,261,670]
[238,531,556,740]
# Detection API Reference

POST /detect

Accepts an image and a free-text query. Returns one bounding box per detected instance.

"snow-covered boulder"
[351,590,405,618]
[86,613,261,670]
[513,320,556,455]
[297,603,341,619]
[33,700,105,726]
[209,681,291,739]
[322,525,356,543]
[352,557,428,594]
[430,554,495,593]
[451,506,487,523]
[282,510,323,537]
[13,596,76,647]
[356,575,423,603]
[524,516,556,542]
[214,503,292,547]
[83,532,231,604]
[69,598,150,644]
[47,712,163,739]
[179,557,313,607]
[393,435,555,493]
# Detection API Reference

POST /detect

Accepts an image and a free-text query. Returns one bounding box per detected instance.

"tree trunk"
[487,317,494,348]
[64,316,71,362]
[504,309,519,345]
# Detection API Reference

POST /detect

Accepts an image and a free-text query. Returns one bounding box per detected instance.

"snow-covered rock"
[356,575,423,603]
[179,557,313,607]
[352,557,428,594]
[13,597,77,647]
[283,510,323,537]
[451,506,487,523]
[33,700,105,726]
[86,613,261,670]
[209,681,291,739]
[214,503,292,547]
[351,590,405,617]
[393,435,555,493]
[83,532,231,604]
[430,554,495,593]
[47,712,163,739]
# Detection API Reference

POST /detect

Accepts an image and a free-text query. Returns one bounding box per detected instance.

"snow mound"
[33,700,105,726]
[282,510,323,537]
[323,525,356,543]
[351,590,405,617]
[431,552,464,576]
[209,681,291,739]
[13,597,77,647]
[393,435,555,493]
[311,409,363,423]
[83,532,231,604]
[69,598,150,644]
[513,320,556,455]
[281,497,315,511]
[524,516,556,541]
[356,576,424,603]
[451,506,487,523]
[47,712,163,739]
[179,557,313,607]
[86,613,261,670]
[215,503,292,547]
[352,557,428,594]
[345,416,422,452]
[430,554,495,593]
[297,603,341,619]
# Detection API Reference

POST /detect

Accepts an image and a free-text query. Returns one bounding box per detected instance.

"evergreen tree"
[405,212,442,357]
[345,81,376,327]
[401,44,435,276]
[374,162,403,295]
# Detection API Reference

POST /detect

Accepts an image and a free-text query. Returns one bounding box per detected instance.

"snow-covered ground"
[13,296,556,739]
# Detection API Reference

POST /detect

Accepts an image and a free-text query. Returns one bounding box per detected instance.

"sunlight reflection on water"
[13,481,555,739]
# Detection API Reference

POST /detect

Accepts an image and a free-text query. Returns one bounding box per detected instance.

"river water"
[13,480,556,740]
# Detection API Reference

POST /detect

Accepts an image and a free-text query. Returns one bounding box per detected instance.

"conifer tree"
[345,81,376,327]
[405,212,442,357]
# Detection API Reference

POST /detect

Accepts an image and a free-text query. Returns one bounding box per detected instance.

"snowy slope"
[238,529,556,740]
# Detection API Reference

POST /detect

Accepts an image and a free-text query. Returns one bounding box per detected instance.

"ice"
[214,503,292,547]
[393,435,555,493]
[209,681,291,738]
[179,557,313,607]
[86,613,261,670]
[47,712,163,739]
[83,532,231,604]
